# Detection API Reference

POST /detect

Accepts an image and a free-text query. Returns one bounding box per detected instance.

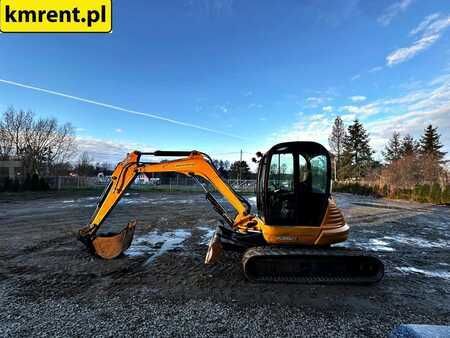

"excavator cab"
[256,141,331,227]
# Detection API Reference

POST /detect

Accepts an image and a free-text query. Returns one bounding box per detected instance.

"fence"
[45,175,257,193]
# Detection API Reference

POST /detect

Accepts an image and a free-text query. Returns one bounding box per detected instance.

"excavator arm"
[78,150,255,260]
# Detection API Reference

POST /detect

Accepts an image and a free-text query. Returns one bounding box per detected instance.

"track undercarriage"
[213,225,384,284]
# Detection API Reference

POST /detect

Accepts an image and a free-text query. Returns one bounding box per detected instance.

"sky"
[0,0,449,167]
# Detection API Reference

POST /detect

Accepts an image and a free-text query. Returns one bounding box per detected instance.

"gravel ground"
[0,191,449,337]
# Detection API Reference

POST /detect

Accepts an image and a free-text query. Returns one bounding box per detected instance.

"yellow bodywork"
[79,150,348,260]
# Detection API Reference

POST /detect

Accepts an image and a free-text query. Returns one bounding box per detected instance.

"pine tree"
[383,131,402,163]
[419,125,446,161]
[230,160,251,180]
[341,119,373,179]
[400,134,417,157]
[328,116,346,180]
[419,125,446,183]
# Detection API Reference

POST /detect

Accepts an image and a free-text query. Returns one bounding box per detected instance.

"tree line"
[329,116,449,204]
[0,107,254,192]
[2,106,448,203]
[0,108,76,191]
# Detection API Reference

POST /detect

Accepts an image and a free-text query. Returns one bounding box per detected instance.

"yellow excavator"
[78,141,384,283]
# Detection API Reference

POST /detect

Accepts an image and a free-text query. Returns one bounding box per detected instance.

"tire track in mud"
[1,234,75,260]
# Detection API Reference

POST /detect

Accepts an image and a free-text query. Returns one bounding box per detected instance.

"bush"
[333,182,379,197]
[414,184,430,203]
[39,177,50,191]
[31,173,40,191]
[22,174,32,191]
[0,174,51,192]
[11,177,20,192]
[1,177,12,192]
[443,185,450,205]
[382,184,389,197]
[430,182,442,204]
[394,188,411,200]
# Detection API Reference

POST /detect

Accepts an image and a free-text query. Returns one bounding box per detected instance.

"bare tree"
[328,116,346,179]
[0,107,76,174]
[75,152,96,177]
[0,119,13,160]
[1,108,33,159]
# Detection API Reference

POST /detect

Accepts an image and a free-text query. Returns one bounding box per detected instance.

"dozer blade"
[79,221,137,260]
[204,231,223,264]
[242,247,384,284]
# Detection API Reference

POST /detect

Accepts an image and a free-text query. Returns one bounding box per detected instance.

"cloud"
[269,113,332,147]
[369,66,383,73]
[75,137,156,163]
[409,13,442,35]
[322,106,333,113]
[305,96,331,108]
[378,0,413,26]
[367,105,450,152]
[0,78,244,139]
[349,96,367,102]
[351,74,361,81]
[386,13,450,66]
[387,34,440,66]
[115,128,124,133]
[410,13,450,37]
[274,72,450,157]
[309,113,325,121]
[341,103,379,117]
[341,113,356,122]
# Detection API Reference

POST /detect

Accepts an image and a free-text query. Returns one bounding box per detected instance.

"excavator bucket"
[80,221,137,260]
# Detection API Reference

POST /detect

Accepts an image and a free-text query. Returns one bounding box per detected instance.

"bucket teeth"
[79,221,137,260]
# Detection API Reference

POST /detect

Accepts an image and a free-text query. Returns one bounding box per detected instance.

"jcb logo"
[0,0,112,33]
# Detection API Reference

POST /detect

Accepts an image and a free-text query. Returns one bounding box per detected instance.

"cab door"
[262,142,331,227]
[265,150,297,225]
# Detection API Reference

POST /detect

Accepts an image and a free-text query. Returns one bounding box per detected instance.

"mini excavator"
[78,141,384,283]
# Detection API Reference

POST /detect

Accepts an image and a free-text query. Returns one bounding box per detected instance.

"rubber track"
[242,246,384,284]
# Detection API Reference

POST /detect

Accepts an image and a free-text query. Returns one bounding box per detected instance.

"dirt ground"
[0,191,449,337]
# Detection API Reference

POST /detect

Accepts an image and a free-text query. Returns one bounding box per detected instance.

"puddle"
[365,239,395,252]
[126,229,191,263]
[336,238,395,252]
[396,267,450,280]
[351,202,408,211]
[247,196,257,207]
[197,226,216,245]
[383,235,449,249]
[57,195,198,209]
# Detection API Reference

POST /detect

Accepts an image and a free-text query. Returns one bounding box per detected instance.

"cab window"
[298,154,309,183]
[310,155,327,193]
[268,153,294,192]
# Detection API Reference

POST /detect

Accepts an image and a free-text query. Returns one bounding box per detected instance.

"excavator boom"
[78,150,253,261]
